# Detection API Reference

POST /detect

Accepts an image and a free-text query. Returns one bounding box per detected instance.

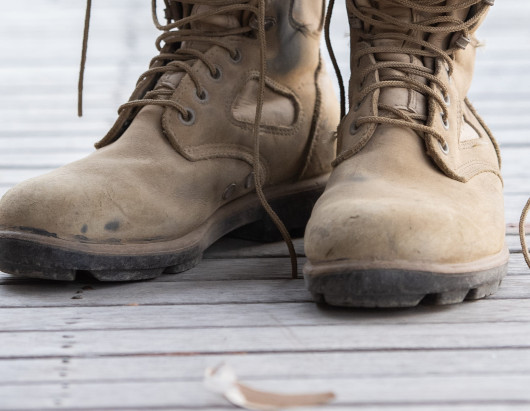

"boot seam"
[288,0,325,35]
[296,52,323,181]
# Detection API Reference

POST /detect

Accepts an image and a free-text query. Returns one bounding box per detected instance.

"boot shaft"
[345,0,491,105]
[96,0,338,184]
[337,0,500,182]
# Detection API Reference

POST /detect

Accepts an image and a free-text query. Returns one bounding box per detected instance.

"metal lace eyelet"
[438,140,450,155]
[445,66,452,84]
[179,108,195,126]
[196,89,208,102]
[209,66,222,80]
[249,16,276,31]
[244,173,255,189]
[443,92,450,106]
[455,34,471,50]
[350,121,359,134]
[230,49,242,63]
[440,113,449,130]
[222,183,237,200]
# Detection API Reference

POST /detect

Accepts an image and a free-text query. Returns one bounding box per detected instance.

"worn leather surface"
[305,0,505,268]
[0,0,339,244]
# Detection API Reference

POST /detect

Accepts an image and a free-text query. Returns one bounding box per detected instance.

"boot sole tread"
[304,257,509,308]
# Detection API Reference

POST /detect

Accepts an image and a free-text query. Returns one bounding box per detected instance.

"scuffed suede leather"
[305,0,505,269]
[0,0,339,244]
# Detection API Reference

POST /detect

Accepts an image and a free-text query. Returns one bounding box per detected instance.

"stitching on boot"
[297,53,323,180]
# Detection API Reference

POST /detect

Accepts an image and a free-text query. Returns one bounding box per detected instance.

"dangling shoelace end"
[78,0,92,117]
[251,0,298,279]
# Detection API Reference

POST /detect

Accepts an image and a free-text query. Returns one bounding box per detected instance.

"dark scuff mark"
[81,224,88,234]
[104,220,120,232]
[17,226,58,238]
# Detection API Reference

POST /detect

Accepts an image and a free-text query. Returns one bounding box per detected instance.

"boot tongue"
[189,4,243,33]
[368,1,431,117]
[153,5,244,95]
[365,0,471,118]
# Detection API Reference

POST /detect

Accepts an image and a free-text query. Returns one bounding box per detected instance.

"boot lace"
[325,0,492,165]
[520,200,530,269]
[77,0,299,278]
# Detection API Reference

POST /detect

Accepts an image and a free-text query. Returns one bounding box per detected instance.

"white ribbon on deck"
[204,363,335,410]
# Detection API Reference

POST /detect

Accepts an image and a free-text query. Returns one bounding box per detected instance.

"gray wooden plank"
[2,348,530,384]
[0,253,528,307]
[503,235,521,253]
[0,152,93,167]
[1,298,530,333]
[506,195,530,226]
[0,169,55,185]
[508,253,530,275]
[2,321,530,358]
[0,137,95,151]
[0,277,311,307]
[0,375,529,410]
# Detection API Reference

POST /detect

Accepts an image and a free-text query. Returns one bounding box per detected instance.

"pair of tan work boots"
[0,0,508,307]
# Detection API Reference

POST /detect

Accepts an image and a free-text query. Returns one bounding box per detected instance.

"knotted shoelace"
[78,0,299,278]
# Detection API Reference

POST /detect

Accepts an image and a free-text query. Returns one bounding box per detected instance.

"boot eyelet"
[179,108,195,126]
[210,66,222,80]
[196,89,209,103]
[350,121,359,134]
[440,113,449,130]
[443,92,450,106]
[222,183,237,200]
[438,140,450,154]
[230,49,242,63]
[445,66,452,84]
[244,173,255,189]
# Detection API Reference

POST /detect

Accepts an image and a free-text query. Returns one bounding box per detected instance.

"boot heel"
[229,185,325,242]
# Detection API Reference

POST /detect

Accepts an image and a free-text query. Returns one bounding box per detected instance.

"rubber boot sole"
[0,175,328,281]
[303,249,509,308]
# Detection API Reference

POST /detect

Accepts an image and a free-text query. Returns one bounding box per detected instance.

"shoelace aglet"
[78,0,92,117]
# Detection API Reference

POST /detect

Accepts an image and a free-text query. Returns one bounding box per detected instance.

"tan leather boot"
[304,0,508,307]
[0,0,339,281]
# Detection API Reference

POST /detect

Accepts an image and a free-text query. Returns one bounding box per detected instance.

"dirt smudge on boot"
[104,220,120,232]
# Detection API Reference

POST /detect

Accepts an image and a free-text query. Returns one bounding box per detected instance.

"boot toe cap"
[304,181,505,267]
[0,174,104,241]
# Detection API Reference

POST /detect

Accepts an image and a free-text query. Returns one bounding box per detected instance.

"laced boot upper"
[335,0,501,180]
[0,0,339,270]
[305,0,507,267]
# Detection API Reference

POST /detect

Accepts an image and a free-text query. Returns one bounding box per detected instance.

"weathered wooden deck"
[1,1,530,410]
